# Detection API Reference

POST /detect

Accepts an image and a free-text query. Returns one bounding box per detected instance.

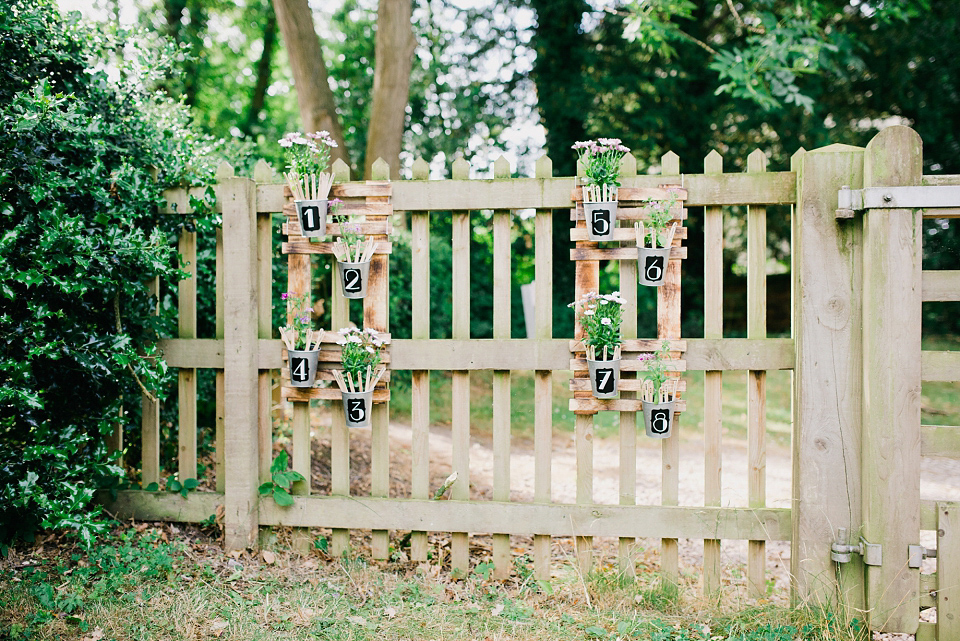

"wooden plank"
[570,226,688,242]
[659,151,682,586]
[703,150,724,598]
[492,157,512,578]
[142,276,161,488]
[282,219,392,237]
[386,172,796,211]
[282,387,391,402]
[451,157,471,574]
[287,214,312,552]
[282,240,392,255]
[916,622,936,641]
[938,502,960,641]
[177,227,198,486]
[570,358,685,373]
[329,163,352,559]
[922,500,938,531]
[257,208,273,488]
[259,497,793,540]
[569,378,687,393]
[791,144,866,612]
[569,206,689,223]
[162,186,222,214]
[570,246,687,261]
[410,159,431,563]
[861,126,923,634]
[922,270,960,302]
[219,167,260,550]
[923,174,960,186]
[570,338,687,353]
[570,398,687,413]
[921,425,960,458]
[619,153,639,578]
[366,160,392,561]
[922,351,960,382]
[158,336,792,372]
[533,155,553,581]
[920,572,937,609]
[101,490,222,523]
[573,184,687,202]
[746,148,768,599]
[215,228,225,494]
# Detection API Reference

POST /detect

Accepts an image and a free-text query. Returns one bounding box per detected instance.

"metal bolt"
[883,193,893,202]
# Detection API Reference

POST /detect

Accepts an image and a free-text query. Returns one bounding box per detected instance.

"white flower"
[601,318,612,326]
[348,336,362,344]
[584,309,595,316]
[279,138,293,148]
[366,346,375,354]
[598,299,608,305]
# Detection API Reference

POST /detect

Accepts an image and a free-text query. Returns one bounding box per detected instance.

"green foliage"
[572,138,631,188]
[165,477,199,498]
[337,328,387,384]
[638,341,675,400]
[278,130,338,177]
[0,0,213,549]
[570,292,625,360]
[258,450,304,507]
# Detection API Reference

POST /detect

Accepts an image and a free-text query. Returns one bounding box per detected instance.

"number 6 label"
[645,255,665,283]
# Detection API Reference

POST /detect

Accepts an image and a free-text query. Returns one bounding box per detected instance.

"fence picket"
[938,502,960,641]
[619,154,639,579]
[215,227,225,493]
[492,156,513,579]
[142,276,161,488]
[410,157,431,563]
[254,160,275,489]
[533,154,554,581]
[746,148,768,598]
[451,156,472,574]
[703,149,724,597]
[659,150,681,586]
[178,226,198,487]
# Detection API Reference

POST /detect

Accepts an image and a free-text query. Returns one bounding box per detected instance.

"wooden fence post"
[861,125,923,634]
[218,162,261,551]
[792,143,865,613]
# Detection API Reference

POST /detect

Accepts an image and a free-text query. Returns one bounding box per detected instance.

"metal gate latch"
[831,528,882,566]
[908,544,937,569]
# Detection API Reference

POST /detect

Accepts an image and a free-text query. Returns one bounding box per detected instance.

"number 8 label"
[650,409,671,435]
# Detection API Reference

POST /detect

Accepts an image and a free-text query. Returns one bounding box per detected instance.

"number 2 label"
[344,268,362,293]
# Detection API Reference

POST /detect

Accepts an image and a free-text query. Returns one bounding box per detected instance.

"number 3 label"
[348,399,366,423]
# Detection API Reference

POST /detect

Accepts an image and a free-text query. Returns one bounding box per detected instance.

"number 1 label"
[301,205,321,231]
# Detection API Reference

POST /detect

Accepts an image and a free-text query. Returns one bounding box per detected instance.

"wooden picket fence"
[104,126,960,637]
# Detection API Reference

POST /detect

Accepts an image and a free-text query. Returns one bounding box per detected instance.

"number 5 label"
[591,209,610,236]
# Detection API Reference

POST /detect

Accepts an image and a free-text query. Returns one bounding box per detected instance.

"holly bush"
[0,1,216,550]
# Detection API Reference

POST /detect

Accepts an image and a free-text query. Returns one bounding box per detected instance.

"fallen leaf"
[262,550,276,565]
[491,603,504,616]
[384,606,397,618]
[347,615,368,626]
[82,628,105,641]
[210,619,228,638]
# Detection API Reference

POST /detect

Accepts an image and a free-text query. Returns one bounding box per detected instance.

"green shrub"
[0,1,214,549]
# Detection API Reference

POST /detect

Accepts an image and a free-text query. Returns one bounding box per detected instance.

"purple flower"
[281,292,289,300]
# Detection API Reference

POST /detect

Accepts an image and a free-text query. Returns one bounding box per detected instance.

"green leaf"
[272,487,295,507]
[258,482,274,496]
[167,479,182,493]
[144,483,160,492]
[183,478,199,490]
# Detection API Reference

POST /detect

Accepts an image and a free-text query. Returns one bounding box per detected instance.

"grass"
[0,525,868,641]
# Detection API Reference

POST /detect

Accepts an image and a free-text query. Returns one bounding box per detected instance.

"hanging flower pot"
[336,259,371,299]
[278,292,324,388]
[341,390,374,428]
[332,222,378,299]
[287,348,320,387]
[584,199,618,241]
[295,199,328,237]
[637,245,671,287]
[587,355,621,398]
[639,345,680,438]
[635,192,681,287]
[642,398,676,439]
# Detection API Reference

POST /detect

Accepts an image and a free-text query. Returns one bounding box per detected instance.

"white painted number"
[645,256,664,282]
[348,399,366,423]
[344,268,362,292]
[650,409,670,434]
[592,209,610,236]
[292,358,308,382]
[301,205,321,231]
[596,368,614,393]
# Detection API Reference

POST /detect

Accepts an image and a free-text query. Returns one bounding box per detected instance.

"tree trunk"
[364,0,416,179]
[271,0,350,166]
[243,3,277,137]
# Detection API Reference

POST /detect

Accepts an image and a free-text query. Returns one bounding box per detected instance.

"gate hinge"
[908,544,937,569]
[831,528,882,566]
